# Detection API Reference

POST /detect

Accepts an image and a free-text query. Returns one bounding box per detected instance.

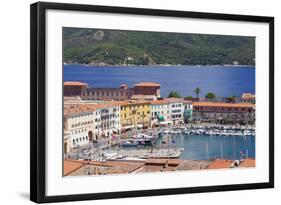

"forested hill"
[63,27,255,66]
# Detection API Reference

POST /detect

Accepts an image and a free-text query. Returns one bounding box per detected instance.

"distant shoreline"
[63,63,255,68]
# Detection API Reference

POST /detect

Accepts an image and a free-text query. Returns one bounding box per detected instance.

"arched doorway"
[64,142,67,154]
[88,130,93,141]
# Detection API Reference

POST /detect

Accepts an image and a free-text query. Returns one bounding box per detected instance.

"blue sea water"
[173,135,255,160]
[64,65,255,97]
[123,135,255,160]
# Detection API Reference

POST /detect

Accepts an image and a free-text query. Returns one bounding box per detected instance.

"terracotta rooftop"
[131,95,157,100]
[141,165,176,172]
[150,99,169,105]
[145,158,183,166]
[165,97,191,103]
[239,158,256,167]
[64,101,124,116]
[208,158,255,169]
[120,100,151,106]
[193,101,255,108]
[241,93,255,99]
[207,159,233,169]
[176,160,210,170]
[64,160,84,176]
[65,160,145,176]
[64,81,88,86]
[134,82,160,87]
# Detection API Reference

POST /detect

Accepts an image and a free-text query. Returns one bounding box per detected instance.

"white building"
[64,105,95,149]
[63,102,122,150]
[150,100,172,126]
[92,103,121,141]
[165,98,185,124]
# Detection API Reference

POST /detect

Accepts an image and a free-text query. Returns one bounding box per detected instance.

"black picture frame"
[30,1,274,203]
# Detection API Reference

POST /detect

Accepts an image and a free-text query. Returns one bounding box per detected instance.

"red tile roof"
[208,159,233,169]
[64,100,152,116]
[131,95,156,100]
[208,158,255,169]
[150,99,169,105]
[64,81,88,86]
[165,98,187,103]
[239,158,255,167]
[65,160,145,175]
[134,82,160,87]
[64,101,123,116]
[64,160,84,176]
[119,100,151,106]
[193,102,255,108]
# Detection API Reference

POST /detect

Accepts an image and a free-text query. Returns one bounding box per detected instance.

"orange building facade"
[193,102,255,124]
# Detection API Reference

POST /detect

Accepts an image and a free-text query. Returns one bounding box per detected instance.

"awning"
[112,128,119,132]
[158,116,165,121]
[160,121,173,125]
[123,125,134,129]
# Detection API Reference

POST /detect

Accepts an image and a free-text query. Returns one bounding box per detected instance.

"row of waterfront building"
[63,81,255,153]
[64,99,255,153]
[64,98,193,152]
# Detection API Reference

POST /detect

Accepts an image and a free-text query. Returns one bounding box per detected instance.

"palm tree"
[194,87,201,98]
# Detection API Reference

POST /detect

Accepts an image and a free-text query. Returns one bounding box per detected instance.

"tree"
[185,96,193,100]
[168,91,181,98]
[205,92,216,101]
[194,87,201,98]
[226,95,236,103]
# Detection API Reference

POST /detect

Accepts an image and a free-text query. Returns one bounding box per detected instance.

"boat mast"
[167,134,170,168]
[206,142,209,160]
[233,135,236,160]
[132,106,137,135]
[98,114,101,161]
[220,141,223,159]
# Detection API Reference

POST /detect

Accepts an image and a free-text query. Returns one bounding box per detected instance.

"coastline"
[64,63,255,68]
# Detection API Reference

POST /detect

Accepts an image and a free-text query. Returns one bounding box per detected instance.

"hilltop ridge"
[63,28,255,66]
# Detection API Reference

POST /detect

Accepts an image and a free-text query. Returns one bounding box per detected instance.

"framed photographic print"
[30,1,274,203]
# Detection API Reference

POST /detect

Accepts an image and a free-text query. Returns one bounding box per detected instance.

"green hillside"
[63,27,255,66]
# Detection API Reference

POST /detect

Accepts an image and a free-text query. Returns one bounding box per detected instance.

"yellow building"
[120,100,151,131]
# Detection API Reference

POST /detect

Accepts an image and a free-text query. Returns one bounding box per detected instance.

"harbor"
[62,29,256,177]
[63,89,256,176]
[64,123,255,176]
[65,123,255,163]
